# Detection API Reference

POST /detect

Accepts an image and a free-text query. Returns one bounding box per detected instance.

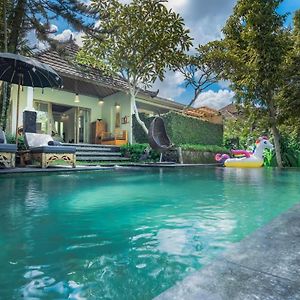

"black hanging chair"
[148,117,173,152]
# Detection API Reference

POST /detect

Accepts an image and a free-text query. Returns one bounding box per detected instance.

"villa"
[6,41,185,145]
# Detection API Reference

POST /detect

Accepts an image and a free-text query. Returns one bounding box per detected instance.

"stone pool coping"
[155,202,300,300]
[0,165,116,175]
[0,163,221,175]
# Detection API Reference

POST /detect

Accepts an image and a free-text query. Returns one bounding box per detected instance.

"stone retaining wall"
[182,150,217,164]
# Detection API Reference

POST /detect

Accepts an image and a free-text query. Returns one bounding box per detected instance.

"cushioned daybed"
[24,133,76,168]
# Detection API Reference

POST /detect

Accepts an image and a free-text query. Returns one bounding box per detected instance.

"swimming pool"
[0,167,299,299]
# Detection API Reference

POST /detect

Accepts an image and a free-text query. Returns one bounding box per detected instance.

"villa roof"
[35,41,184,110]
[219,103,239,120]
[36,42,127,98]
[184,106,223,125]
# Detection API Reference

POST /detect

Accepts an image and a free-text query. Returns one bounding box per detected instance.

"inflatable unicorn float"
[215,136,273,168]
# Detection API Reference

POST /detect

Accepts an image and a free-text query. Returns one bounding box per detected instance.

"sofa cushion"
[0,144,17,153]
[30,146,76,154]
[0,130,7,144]
[48,140,62,146]
[24,132,53,148]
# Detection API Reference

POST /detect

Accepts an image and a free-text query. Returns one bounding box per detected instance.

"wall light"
[74,93,80,103]
[98,99,104,105]
[115,103,120,109]
[61,113,69,121]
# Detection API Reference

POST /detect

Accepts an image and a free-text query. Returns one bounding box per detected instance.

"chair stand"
[0,153,16,168]
[160,153,163,163]
[31,153,76,169]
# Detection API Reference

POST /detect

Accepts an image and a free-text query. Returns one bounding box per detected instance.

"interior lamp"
[74,93,80,103]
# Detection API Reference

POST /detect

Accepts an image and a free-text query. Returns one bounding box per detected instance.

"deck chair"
[0,130,17,168]
[24,133,76,168]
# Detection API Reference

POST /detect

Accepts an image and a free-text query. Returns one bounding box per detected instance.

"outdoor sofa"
[101,129,128,146]
[24,132,76,168]
[0,129,17,168]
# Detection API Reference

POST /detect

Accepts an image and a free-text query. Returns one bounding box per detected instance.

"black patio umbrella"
[0,52,63,141]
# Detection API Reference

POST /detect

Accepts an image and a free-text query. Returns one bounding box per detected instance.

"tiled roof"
[35,42,128,92]
[184,106,223,124]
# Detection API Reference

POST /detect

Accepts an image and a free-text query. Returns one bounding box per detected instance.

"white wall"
[102,92,133,143]
[10,86,103,137]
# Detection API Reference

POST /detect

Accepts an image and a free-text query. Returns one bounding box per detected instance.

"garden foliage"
[133,112,223,146]
[120,144,159,162]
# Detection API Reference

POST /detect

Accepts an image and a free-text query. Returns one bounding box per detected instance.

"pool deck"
[0,165,116,175]
[0,163,221,175]
[155,202,300,300]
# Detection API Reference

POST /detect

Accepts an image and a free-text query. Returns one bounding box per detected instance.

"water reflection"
[0,168,299,299]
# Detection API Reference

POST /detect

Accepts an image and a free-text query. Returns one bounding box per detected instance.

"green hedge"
[120,143,160,162]
[180,144,229,153]
[133,111,223,146]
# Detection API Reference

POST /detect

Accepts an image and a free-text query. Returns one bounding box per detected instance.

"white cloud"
[152,71,186,100]
[193,89,235,110]
[165,0,189,11]
[49,24,58,33]
[49,29,84,46]
[218,80,231,89]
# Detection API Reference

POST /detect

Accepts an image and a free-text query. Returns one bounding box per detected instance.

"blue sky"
[49,0,299,109]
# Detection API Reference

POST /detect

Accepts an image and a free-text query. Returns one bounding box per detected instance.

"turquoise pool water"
[0,167,299,299]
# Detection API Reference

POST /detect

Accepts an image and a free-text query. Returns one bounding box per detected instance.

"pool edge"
[155,201,300,300]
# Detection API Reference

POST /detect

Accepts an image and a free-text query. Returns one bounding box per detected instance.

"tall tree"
[0,0,99,129]
[221,0,290,167]
[176,41,227,108]
[77,0,192,134]
[277,10,300,135]
[1,0,98,54]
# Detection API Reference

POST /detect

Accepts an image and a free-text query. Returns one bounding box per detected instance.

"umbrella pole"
[15,80,21,146]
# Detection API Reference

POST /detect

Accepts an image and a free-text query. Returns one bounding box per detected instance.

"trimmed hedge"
[180,144,229,153]
[133,111,223,146]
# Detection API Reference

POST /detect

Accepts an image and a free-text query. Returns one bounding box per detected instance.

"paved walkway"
[156,202,300,300]
[0,165,115,175]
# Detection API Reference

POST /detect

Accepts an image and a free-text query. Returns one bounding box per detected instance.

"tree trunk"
[0,83,9,130]
[271,124,283,168]
[3,0,8,52]
[131,93,148,135]
[268,102,283,168]
[8,0,26,53]
[0,0,8,129]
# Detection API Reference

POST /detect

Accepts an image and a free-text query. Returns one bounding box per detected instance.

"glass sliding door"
[76,107,90,143]
[33,101,90,144]
[34,101,52,134]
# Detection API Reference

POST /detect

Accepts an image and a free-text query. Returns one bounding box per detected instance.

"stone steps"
[77,156,129,162]
[62,143,129,162]
[76,151,122,156]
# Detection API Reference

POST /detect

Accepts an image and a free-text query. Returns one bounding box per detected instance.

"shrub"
[5,134,26,150]
[120,143,160,162]
[264,137,300,167]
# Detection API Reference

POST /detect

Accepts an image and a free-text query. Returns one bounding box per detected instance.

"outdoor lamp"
[115,103,120,109]
[74,93,80,103]
[98,99,104,105]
